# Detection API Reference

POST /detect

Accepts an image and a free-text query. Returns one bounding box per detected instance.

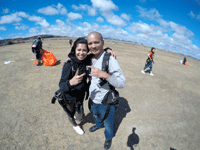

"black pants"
[58,99,84,126]
[32,48,41,60]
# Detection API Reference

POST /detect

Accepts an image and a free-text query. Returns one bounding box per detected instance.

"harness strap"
[100,53,114,123]
[100,105,111,123]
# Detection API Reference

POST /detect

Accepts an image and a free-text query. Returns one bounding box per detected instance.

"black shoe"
[36,63,40,66]
[89,125,99,132]
[104,139,112,150]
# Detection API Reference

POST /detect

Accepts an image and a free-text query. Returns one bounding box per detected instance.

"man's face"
[87,33,104,58]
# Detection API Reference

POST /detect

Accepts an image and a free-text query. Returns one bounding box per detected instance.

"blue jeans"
[91,103,115,140]
[144,60,153,72]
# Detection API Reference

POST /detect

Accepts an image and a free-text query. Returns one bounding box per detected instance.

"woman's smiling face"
[75,43,88,61]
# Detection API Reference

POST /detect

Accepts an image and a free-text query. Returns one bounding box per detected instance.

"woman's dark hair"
[151,47,156,52]
[68,37,89,58]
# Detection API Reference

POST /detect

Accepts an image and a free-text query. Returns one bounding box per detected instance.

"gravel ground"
[0,39,200,150]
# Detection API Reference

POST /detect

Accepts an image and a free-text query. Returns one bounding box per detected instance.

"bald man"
[87,32,126,150]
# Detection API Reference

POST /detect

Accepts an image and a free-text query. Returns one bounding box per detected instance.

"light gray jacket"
[89,51,126,104]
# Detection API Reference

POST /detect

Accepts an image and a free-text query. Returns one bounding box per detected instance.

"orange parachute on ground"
[33,49,57,66]
[185,62,189,66]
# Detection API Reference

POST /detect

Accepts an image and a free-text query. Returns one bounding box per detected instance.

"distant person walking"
[141,47,156,76]
[69,39,73,47]
[32,36,43,66]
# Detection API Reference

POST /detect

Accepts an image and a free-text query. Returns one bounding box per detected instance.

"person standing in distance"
[141,47,156,76]
[87,32,126,150]
[32,36,43,66]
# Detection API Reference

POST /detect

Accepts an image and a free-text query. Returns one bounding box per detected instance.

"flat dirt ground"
[0,39,200,150]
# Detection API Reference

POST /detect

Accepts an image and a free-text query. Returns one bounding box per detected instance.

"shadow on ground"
[127,127,140,150]
[114,97,131,136]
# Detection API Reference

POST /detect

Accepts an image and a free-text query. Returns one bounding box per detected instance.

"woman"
[141,47,156,76]
[58,37,114,135]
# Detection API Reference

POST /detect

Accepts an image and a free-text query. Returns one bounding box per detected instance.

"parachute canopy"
[33,49,57,66]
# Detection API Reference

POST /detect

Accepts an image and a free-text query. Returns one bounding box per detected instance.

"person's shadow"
[127,127,139,150]
[113,97,131,136]
[82,97,131,129]
[81,112,95,125]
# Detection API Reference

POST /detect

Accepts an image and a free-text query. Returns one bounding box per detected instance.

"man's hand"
[107,49,116,59]
[69,69,86,86]
[88,66,111,79]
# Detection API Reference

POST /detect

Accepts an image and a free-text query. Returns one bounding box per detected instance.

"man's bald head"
[87,31,104,58]
[87,31,103,41]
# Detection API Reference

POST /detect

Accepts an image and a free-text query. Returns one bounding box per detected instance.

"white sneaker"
[73,126,84,135]
[141,70,145,74]
[150,73,154,76]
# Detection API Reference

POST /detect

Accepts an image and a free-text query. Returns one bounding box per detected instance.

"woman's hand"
[107,49,116,59]
[69,69,86,86]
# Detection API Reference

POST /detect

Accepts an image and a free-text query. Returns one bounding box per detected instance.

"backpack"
[51,60,76,104]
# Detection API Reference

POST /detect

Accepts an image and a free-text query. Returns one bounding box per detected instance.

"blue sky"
[1,0,200,59]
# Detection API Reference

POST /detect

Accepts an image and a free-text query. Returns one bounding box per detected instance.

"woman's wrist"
[69,80,74,86]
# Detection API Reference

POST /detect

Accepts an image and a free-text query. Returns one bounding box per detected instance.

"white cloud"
[2,8,9,14]
[0,26,6,31]
[96,17,104,22]
[13,22,21,25]
[137,6,194,38]
[102,12,126,26]
[29,27,40,36]
[60,7,67,15]
[168,21,194,37]
[57,3,67,15]
[126,20,200,59]
[56,3,63,10]
[188,10,200,21]
[0,13,22,24]
[91,0,118,12]
[28,16,49,27]
[88,8,97,16]
[38,6,59,15]
[18,12,29,18]
[72,1,124,26]
[128,21,153,34]
[137,5,162,20]
[41,20,73,37]
[196,13,200,20]
[15,24,28,30]
[67,12,82,20]
[189,11,195,18]
[171,33,191,43]
[72,4,96,16]
[121,13,131,21]
[37,3,67,15]
[72,4,88,10]
[0,11,49,28]
[56,19,66,26]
